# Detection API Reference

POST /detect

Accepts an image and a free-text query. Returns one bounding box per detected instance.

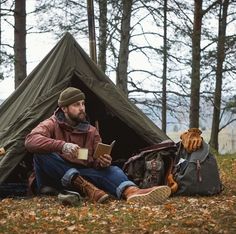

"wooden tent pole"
[87,0,97,63]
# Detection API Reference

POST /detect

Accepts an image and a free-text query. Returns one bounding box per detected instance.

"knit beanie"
[58,87,85,107]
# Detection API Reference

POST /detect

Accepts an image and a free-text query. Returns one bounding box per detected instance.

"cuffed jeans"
[33,153,135,199]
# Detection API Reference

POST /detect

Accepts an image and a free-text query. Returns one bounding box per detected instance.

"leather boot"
[123,185,171,205]
[72,176,109,203]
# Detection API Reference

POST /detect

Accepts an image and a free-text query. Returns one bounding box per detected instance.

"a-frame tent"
[0,32,170,185]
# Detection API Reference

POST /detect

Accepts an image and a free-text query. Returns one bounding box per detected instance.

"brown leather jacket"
[25,108,101,168]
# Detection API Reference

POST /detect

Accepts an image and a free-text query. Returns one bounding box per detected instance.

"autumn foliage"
[0,155,236,233]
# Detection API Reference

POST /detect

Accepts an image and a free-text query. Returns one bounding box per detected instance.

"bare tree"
[97,0,107,72]
[0,1,2,80]
[162,0,168,133]
[189,0,203,128]
[14,0,26,88]
[210,0,230,151]
[34,1,88,38]
[0,0,14,80]
[87,0,97,63]
[190,0,220,128]
[116,0,133,96]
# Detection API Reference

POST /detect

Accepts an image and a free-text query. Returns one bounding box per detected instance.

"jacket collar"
[54,108,90,133]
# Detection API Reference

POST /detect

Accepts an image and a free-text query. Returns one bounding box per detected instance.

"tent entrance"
[70,74,148,161]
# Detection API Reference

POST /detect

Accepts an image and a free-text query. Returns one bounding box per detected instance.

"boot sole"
[127,186,171,205]
[97,193,110,203]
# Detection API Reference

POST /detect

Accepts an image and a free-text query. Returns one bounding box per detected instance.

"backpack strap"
[164,155,178,193]
[167,174,178,193]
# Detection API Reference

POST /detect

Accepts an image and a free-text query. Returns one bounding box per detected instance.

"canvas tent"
[0,32,170,185]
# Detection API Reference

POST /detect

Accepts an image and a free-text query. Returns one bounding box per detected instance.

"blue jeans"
[33,153,135,199]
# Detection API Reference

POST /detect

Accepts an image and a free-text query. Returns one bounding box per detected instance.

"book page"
[93,140,115,159]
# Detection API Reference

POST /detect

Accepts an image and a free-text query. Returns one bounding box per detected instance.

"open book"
[93,140,116,159]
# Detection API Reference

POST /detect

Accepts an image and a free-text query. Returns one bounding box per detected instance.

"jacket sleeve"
[25,118,65,154]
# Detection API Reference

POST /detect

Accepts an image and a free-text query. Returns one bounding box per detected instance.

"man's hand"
[62,143,80,159]
[97,154,112,168]
[180,128,203,153]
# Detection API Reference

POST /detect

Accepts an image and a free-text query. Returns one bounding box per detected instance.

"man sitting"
[25,87,171,204]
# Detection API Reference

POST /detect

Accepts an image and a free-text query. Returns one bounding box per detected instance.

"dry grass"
[0,154,236,234]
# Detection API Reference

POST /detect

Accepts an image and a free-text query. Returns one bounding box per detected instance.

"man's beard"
[67,111,86,123]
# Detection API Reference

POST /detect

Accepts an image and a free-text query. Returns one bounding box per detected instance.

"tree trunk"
[210,0,229,151]
[87,0,97,63]
[0,2,2,79]
[162,0,168,133]
[98,0,107,72]
[189,0,202,128]
[0,1,1,52]
[14,0,26,88]
[116,0,133,96]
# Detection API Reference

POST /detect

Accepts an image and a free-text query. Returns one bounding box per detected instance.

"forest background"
[0,0,236,153]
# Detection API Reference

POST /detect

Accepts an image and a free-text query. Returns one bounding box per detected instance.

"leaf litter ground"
[0,155,235,233]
